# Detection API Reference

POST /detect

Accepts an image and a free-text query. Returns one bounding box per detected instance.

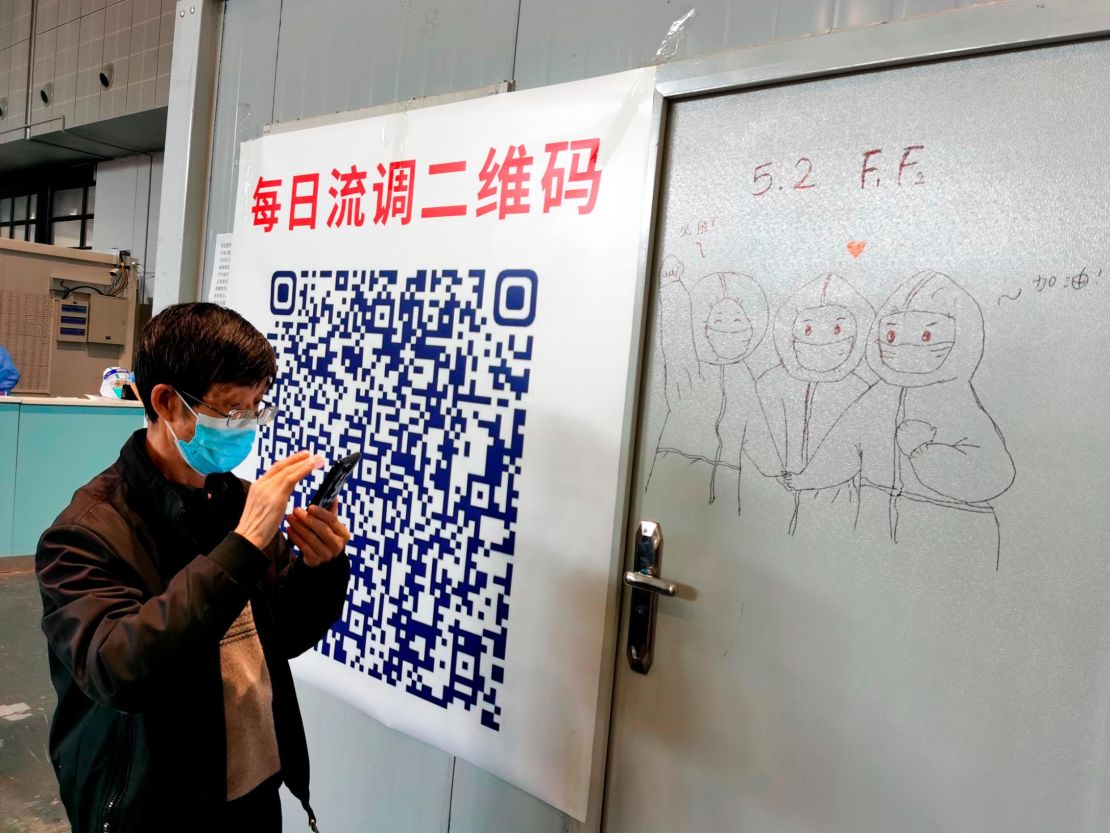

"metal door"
[602,21,1110,833]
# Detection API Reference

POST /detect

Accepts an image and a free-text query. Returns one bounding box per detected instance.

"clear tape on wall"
[656,8,697,63]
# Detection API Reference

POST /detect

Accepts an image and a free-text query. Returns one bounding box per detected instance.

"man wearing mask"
[35,303,351,833]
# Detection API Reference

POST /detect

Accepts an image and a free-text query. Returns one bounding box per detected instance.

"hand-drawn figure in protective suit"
[757,273,875,534]
[651,256,781,511]
[785,270,1015,564]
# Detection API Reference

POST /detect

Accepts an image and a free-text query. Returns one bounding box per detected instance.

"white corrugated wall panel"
[270,0,518,125]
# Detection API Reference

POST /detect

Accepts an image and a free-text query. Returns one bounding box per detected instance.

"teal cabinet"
[0,400,20,554]
[3,401,145,556]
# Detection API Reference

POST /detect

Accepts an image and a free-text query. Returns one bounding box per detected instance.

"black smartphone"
[309,451,361,507]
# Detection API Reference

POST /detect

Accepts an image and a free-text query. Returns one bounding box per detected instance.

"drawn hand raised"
[896,419,937,458]
[658,254,702,406]
[659,254,684,287]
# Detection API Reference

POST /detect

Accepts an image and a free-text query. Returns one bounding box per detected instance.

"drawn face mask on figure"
[791,305,856,373]
[704,298,753,361]
[878,310,956,374]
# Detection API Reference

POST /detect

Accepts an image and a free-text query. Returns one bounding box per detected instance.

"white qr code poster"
[226,68,657,819]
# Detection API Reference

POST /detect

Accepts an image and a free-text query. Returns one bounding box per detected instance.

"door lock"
[624,520,677,674]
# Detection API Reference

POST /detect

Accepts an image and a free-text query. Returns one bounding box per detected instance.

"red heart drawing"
[847,241,867,258]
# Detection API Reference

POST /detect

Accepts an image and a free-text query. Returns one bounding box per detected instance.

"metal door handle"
[623,571,676,596]
[624,520,676,674]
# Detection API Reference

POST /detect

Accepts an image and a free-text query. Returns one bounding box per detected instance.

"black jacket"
[35,429,350,833]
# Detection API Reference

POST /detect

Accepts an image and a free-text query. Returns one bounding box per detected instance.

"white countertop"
[1,395,145,409]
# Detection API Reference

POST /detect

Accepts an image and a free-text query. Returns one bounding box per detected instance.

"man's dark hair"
[134,303,276,422]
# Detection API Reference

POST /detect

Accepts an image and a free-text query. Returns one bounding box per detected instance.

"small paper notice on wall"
[209,234,234,307]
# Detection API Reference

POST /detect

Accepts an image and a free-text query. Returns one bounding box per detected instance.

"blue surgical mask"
[168,392,258,476]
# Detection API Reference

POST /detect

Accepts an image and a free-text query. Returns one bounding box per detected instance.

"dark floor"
[0,564,68,833]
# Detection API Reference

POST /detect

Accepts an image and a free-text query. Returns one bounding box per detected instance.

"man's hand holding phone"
[235,450,352,566]
[286,500,350,567]
[288,450,359,566]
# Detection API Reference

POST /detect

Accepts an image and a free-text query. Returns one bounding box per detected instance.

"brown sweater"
[220,602,281,800]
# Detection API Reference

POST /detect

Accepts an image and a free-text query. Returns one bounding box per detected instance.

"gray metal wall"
[200,1,1000,831]
[94,152,163,301]
[200,0,997,293]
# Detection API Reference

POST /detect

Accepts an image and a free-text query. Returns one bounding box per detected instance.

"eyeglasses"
[178,389,279,429]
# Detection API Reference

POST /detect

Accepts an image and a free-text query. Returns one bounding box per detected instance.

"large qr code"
[258,267,538,730]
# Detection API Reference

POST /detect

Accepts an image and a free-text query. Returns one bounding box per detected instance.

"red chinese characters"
[255,136,603,232]
[420,161,468,219]
[251,177,282,233]
[477,145,533,219]
[289,174,319,230]
[541,139,601,215]
[374,161,416,226]
[327,165,368,228]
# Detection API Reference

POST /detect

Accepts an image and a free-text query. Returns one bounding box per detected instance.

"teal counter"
[0,399,19,555]
[0,397,146,556]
